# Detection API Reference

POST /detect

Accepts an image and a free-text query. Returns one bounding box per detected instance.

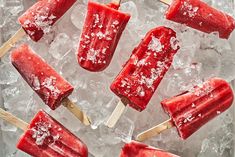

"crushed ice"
[0,0,234,157]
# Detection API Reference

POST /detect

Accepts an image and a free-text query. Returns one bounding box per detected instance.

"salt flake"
[148,36,164,52]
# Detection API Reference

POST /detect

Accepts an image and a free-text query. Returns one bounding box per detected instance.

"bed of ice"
[0,0,235,156]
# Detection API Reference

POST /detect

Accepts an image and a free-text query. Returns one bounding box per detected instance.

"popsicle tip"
[83,115,92,126]
[136,134,145,142]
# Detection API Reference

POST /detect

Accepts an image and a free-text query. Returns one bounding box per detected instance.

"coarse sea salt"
[148,36,164,52]
[32,121,52,145]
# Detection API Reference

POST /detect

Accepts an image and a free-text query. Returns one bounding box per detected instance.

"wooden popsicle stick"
[105,100,126,128]
[0,108,29,131]
[62,98,91,126]
[136,119,173,142]
[0,28,26,58]
[159,0,172,5]
[111,0,122,5]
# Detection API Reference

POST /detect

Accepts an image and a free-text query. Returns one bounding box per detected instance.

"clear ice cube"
[0,64,19,85]
[48,33,72,60]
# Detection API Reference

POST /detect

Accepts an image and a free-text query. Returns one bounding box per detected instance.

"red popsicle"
[0,108,88,157]
[0,0,76,58]
[137,78,234,141]
[162,0,235,39]
[106,26,179,127]
[120,141,180,157]
[162,78,234,139]
[19,0,76,42]
[17,110,88,157]
[11,44,74,110]
[77,0,130,72]
[11,44,90,125]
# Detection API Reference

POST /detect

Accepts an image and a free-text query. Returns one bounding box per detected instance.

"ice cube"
[172,30,200,69]
[55,6,77,37]
[88,102,110,129]
[68,72,87,90]
[194,48,221,79]
[112,29,136,70]
[211,0,234,15]
[199,138,222,157]
[70,3,87,30]
[0,120,17,132]
[103,143,123,157]
[60,56,77,78]
[120,1,138,22]
[15,150,30,157]
[0,63,19,85]
[219,49,235,82]
[48,106,84,132]
[0,87,3,105]
[219,133,233,156]
[2,80,33,110]
[5,0,24,16]
[1,0,23,42]
[99,125,121,145]
[114,115,134,143]
[2,130,21,156]
[133,109,156,132]
[48,33,72,60]
[158,66,202,98]
[1,51,11,64]
[27,40,51,60]
[0,7,4,27]
[0,131,4,156]
[144,0,166,10]
[99,113,134,144]
[0,0,6,7]
[76,128,108,157]
[229,31,235,51]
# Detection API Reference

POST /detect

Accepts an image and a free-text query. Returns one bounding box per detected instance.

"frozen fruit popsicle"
[0,0,76,58]
[120,141,180,157]
[77,0,130,72]
[0,108,88,157]
[161,0,235,39]
[137,78,234,141]
[106,26,180,128]
[19,0,76,42]
[11,44,90,125]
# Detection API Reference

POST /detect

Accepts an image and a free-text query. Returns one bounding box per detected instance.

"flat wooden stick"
[0,28,26,58]
[159,0,172,5]
[136,119,173,142]
[112,0,122,5]
[62,98,91,126]
[105,100,126,128]
[0,108,28,131]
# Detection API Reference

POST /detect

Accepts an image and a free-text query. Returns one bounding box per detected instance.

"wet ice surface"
[0,0,235,157]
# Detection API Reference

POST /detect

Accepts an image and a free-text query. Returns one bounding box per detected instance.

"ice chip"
[49,33,72,60]
[0,64,19,85]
